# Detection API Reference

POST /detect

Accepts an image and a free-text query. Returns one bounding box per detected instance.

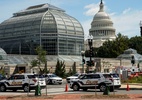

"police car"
[0,73,46,92]
[103,73,121,90]
[69,73,113,92]
[44,73,63,84]
[66,73,86,83]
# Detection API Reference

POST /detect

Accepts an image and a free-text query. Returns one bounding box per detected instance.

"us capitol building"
[0,1,134,75]
[86,0,116,48]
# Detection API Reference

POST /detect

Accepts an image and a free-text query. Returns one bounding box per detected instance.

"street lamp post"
[131,55,135,66]
[88,35,93,72]
[81,51,85,73]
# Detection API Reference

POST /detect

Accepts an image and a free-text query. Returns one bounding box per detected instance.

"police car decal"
[10,81,22,86]
[86,80,98,85]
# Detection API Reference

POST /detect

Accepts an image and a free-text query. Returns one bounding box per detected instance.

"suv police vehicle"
[69,73,113,92]
[0,73,46,92]
[103,73,121,90]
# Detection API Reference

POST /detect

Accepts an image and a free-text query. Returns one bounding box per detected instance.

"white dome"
[94,12,109,19]
[89,0,116,48]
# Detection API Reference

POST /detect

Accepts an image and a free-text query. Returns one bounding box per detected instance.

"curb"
[119,88,142,90]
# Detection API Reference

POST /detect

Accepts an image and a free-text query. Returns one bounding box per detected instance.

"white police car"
[66,73,85,83]
[0,73,46,92]
[70,73,113,92]
[44,74,63,85]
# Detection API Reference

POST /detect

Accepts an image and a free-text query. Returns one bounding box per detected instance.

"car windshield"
[110,74,119,78]
[73,73,79,76]
[48,74,57,77]
[0,74,5,80]
[78,74,85,79]
[34,74,44,78]
[103,74,112,78]
[27,75,36,79]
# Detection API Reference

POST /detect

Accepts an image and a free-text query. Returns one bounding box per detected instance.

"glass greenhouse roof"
[13,3,65,17]
[117,48,142,61]
[0,3,84,56]
[0,48,7,55]
[8,55,81,64]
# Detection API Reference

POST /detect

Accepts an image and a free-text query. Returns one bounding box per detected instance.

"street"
[0,82,142,96]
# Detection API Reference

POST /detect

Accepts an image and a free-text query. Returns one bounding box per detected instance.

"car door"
[5,75,15,87]
[45,74,50,84]
[10,75,23,88]
[80,74,94,87]
[110,74,121,86]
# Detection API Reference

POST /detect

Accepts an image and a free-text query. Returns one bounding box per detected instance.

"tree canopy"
[85,33,142,58]
[31,46,48,74]
[95,33,129,58]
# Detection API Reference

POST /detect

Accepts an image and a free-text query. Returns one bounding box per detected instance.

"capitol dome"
[89,0,116,48]
[94,11,109,18]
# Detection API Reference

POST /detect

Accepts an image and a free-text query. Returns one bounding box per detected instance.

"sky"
[0,0,142,40]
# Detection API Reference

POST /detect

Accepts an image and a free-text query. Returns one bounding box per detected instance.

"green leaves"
[96,33,129,58]
[30,46,47,74]
[55,59,66,78]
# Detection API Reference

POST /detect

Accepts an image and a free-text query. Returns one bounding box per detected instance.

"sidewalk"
[120,83,142,90]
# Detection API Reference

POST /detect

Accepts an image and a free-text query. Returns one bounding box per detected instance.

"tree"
[68,62,77,76]
[96,33,129,58]
[31,46,48,74]
[129,36,142,54]
[55,59,66,78]
[0,67,4,75]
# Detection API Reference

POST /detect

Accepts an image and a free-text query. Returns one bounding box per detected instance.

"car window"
[92,74,100,79]
[34,74,44,78]
[16,75,24,79]
[78,74,85,79]
[27,75,35,79]
[110,74,119,78]
[73,73,79,76]
[48,74,57,77]
[9,75,17,80]
[82,75,92,79]
[0,74,5,80]
[103,74,111,78]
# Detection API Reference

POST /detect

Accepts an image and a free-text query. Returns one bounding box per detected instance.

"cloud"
[111,9,142,37]
[122,8,131,14]
[84,3,99,16]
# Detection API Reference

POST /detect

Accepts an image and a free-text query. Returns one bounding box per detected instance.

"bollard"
[35,84,41,96]
[103,86,109,95]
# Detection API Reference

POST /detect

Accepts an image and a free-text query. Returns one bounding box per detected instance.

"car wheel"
[23,85,30,92]
[0,85,6,92]
[72,84,79,91]
[100,84,106,92]
[52,80,56,84]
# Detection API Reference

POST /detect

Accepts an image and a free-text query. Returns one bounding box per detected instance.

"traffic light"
[86,60,94,66]
[86,61,90,66]
[131,55,135,65]
[82,59,85,64]
[90,47,93,57]
[91,60,94,66]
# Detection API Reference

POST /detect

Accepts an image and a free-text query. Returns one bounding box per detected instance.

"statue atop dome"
[99,0,104,12]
